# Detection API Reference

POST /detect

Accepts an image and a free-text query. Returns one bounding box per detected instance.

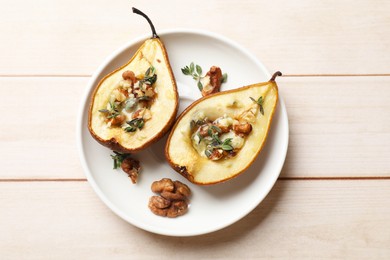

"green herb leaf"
[140,66,157,86]
[197,81,203,91]
[259,105,264,115]
[211,134,222,145]
[182,62,204,91]
[101,100,122,120]
[124,118,145,132]
[221,73,228,83]
[250,96,265,115]
[145,67,151,77]
[210,125,222,133]
[143,74,157,85]
[181,63,227,93]
[207,128,213,137]
[222,138,233,146]
[110,151,130,169]
[107,112,120,119]
[221,144,233,151]
[144,66,156,77]
[181,66,191,75]
[196,64,202,75]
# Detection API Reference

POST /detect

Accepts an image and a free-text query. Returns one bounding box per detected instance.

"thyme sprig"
[205,137,233,158]
[124,118,145,132]
[99,101,121,118]
[208,134,233,151]
[190,119,207,130]
[110,151,130,169]
[181,62,204,90]
[139,66,157,89]
[250,96,265,115]
[181,62,228,91]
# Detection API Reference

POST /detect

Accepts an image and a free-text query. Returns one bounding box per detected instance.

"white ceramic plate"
[77,29,289,236]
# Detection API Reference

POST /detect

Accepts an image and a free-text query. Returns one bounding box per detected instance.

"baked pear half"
[165,72,281,185]
[88,8,178,153]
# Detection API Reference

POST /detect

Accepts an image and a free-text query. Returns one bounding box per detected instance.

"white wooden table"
[1,0,389,258]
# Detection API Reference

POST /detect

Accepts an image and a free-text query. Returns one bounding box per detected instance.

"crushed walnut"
[98,66,157,133]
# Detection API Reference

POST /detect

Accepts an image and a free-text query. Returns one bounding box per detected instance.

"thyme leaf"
[110,151,130,169]
[182,62,204,91]
[140,66,157,87]
[250,96,265,115]
[221,144,234,151]
[211,133,222,145]
[124,118,145,132]
[221,73,228,83]
[197,81,203,91]
[99,101,121,119]
[196,64,202,75]
[210,125,222,133]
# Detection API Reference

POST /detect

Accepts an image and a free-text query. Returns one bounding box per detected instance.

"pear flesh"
[89,38,178,152]
[165,76,279,185]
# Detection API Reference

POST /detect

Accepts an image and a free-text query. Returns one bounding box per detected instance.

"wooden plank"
[0,180,389,258]
[0,77,87,179]
[0,0,389,75]
[278,76,390,177]
[1,76,389,179]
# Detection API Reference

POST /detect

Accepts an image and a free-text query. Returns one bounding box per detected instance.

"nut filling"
[98,67,157,132]
[148,178,191,218]
[190,96,266,161]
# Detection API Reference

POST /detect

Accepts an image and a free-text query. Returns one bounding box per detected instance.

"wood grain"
[1,1,389,258]
[0,181,389,259]
[0,0,389,75]
[0,77,86,179]
[278,76,390,177]
[1,76,389,179]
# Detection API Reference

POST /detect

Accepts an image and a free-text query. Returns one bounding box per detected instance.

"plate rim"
[76,28,289,236]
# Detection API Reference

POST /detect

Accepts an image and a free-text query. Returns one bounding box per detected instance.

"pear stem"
[132,7,159,39]
[270,71,282,81]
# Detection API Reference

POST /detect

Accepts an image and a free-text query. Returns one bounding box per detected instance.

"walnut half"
[148,178,191,218]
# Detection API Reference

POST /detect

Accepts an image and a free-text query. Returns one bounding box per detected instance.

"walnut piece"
[149,178,191,218]
[166,200,188,218]
[151,178,174,193]
[122,70,136,82]
[121,157,141,184]
[233,122,252,136]
[201,66,222,96]
[174,181,191,198]
[149,195,171,209]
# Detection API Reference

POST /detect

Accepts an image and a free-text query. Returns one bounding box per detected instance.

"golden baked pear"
[88,8,178,153]
[165,72,281,185]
